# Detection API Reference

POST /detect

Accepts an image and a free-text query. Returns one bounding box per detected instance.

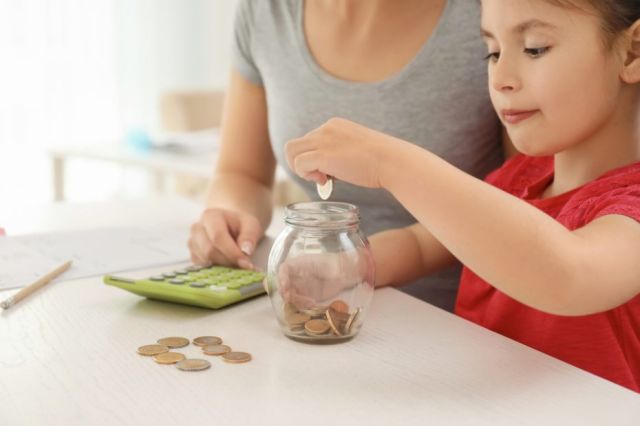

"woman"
[188,0,511,311]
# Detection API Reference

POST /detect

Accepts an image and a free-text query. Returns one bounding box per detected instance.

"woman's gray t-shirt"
[231,0,503,311]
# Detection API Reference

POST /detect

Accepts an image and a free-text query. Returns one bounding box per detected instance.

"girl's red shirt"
[456,154,640,392]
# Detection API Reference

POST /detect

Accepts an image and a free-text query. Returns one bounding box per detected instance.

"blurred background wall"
[0,0,241,209]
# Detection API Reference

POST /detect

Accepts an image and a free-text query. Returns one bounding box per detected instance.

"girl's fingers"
[293,150,326,182]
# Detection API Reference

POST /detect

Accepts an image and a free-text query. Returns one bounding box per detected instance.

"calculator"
[103,265,266,309]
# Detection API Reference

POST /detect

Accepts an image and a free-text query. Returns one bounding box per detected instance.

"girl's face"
[481,0,625,156]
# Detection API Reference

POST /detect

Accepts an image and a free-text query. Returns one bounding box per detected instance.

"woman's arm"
[206,70,276,230]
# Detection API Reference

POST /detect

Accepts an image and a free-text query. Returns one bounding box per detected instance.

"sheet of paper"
[0,226,191,290]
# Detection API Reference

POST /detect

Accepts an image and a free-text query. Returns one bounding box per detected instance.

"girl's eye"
[483,52,500,62]
[524,46,550,58]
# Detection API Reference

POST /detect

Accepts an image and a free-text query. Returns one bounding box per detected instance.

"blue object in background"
[125,128,152,153]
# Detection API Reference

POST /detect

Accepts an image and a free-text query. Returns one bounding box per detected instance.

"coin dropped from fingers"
[316,176,333,200]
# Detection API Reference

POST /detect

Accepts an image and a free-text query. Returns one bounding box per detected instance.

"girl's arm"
[369,223,456,288]
[286,118,640,315]
[382,140,640,316]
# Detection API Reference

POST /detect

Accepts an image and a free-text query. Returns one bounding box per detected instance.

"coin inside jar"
[329,300,349,314]
[202,344,232,356]
[153,351,186,364]
[286,313,311,327]
[326,308,350,336]
[193,336,223,347]
[176,358,211,371]
[316,177,333,200]
[137,344,169,356]
[222,351,252,364]
[156,337,190,348]
[304,319,331,335]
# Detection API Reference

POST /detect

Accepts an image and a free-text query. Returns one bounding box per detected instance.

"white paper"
[0,226,190,290]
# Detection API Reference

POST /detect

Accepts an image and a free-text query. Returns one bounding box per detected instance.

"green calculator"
[103,265,266,309]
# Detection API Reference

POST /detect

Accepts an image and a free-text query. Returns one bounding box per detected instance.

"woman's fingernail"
[238,259,254,270]
[240,241,253,256]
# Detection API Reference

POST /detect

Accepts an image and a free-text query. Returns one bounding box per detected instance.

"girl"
[285,0,640,392]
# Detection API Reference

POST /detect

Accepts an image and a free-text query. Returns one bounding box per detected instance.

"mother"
[188,0,511,311]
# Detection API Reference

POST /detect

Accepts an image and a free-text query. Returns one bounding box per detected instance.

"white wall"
[114,0,239,134]
[0,0,239,209]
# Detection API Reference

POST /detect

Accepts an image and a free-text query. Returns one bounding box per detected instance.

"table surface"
[1,197,639,426]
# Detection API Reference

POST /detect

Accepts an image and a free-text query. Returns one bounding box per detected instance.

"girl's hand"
[285,118,403,188]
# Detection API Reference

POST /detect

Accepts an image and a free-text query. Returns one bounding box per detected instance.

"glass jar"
[266,201,375,343]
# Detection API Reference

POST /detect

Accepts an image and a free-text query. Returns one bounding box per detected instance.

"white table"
[1,197,639,426]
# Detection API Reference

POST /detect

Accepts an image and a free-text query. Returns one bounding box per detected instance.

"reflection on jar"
[266,202,375,343]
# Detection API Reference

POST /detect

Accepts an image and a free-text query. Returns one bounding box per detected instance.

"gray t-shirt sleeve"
[231,0,263,85]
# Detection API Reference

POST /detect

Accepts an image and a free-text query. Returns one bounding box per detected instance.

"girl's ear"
[621,19,640,83]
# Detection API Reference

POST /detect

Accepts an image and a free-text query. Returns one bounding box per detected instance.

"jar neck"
[285,201,360,231]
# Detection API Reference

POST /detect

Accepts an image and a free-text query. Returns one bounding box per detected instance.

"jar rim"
[285,201,360,229]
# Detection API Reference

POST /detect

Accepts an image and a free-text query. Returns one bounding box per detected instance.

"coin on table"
[154,351,186,364]
[176,358,211,372]
[329,300,349,314]
[304,319,331,335]
[222,351,252,364]
[202,344,232,356]
[157,337,190,348]
[193,336,223,347]
[316,177,333,200]
[137,344,169,356]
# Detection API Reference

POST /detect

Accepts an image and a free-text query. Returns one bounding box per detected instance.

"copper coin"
[193,336,223,346]
[326,308,350,335]
[300,305,329,318]
[157,337,190,348]
[286,313,311,327]
[137,344,169,356]
[202,344,232,356]
[222,352,252,364]
[329,300,349,314]
[153,352,186,364]
[345,308,361,333]
[176,358,211,371]
[304,319,331,335]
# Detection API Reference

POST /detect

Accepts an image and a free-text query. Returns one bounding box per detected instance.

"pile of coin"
[283,299,361,339]
[136,335,252,372]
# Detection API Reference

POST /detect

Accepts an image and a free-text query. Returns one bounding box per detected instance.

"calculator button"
[189,282,206,288]
[238,282,264,296]
[174,270,188,275]
[227,281,244,289]
[163,273,177,278]
[185,265,203,272]
[169,279,185,285]
[150,275,165,281]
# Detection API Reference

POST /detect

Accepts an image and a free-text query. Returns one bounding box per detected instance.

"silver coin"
[316,177,333,200]
[175,358,211,372]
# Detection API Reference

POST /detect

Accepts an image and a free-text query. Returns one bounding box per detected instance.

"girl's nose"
[490,56,521,93]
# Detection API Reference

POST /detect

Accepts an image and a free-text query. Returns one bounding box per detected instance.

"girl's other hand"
[285,118,403,189]
[188,208,263,269]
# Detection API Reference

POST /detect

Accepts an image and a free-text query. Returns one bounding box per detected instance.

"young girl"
[285,0,640,392]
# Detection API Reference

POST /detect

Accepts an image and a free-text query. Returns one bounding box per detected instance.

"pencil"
[0,260,73,310]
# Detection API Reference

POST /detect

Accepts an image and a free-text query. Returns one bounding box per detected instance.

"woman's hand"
[188,208,263,269]
[285,118,405,188]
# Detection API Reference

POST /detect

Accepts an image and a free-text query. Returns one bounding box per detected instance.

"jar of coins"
[266,201,375,343]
